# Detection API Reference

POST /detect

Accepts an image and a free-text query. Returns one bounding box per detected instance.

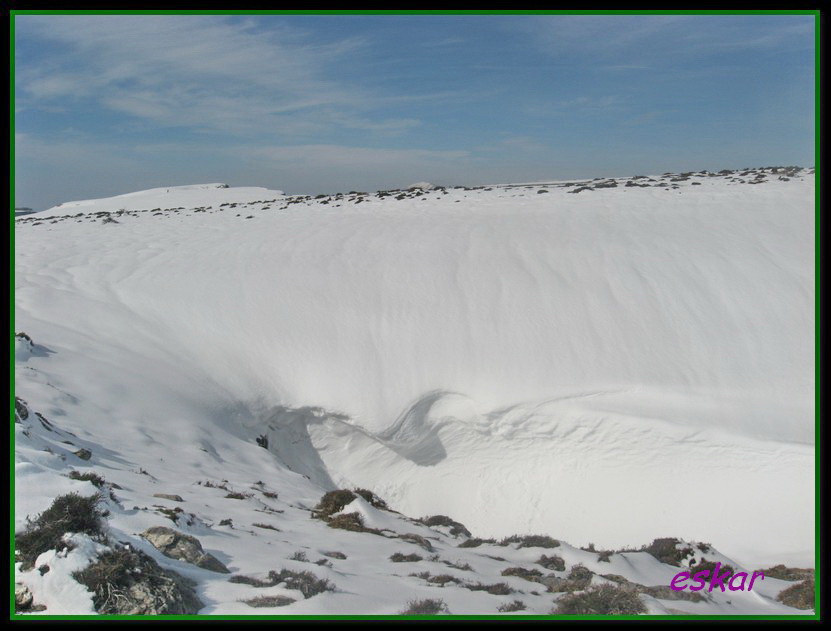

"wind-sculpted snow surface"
[15,169,815,613]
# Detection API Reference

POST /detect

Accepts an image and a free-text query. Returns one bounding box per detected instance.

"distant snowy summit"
[23,166,813,221]
[40,183,286,216]
[406,181,435,191]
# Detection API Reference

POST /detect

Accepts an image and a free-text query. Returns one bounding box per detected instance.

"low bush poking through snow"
[418,515,472,538]
[762,565,814,582]
[497,600,526,612]
[536,554,566,571]
[689,559,734,578]
[326,512,380,534]
[501,566,544,582]
[242,595,295,608]
[641,537,693,567]
[266,569,334,599]
[228,574,271,587]
[464,581,514,595]
[400,598,449,615]
[776,579,815,610]
[457,537,495,548]
[72,542,203,615]
[398,532,434,551]
[313,489,357,519]
[544,564,595,593]
[68,470,107,489]
[15,492,106,570]
[390,552,423,563]
[498,534,560,549]
[553,584,647,615]
[353,488,390,511]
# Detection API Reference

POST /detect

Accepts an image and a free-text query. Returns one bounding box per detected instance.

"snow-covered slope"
[14,167,815,614]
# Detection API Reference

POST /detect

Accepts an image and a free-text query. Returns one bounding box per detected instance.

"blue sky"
[14,13,815,210]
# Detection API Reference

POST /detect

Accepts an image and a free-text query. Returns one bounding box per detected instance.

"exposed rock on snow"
[73,543,203,614]
[140,527,230,574]
[15,583,37,612]
[153,493,185,502]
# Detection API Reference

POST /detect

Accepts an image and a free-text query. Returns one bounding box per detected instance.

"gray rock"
[153,493,184,502]
[15,397,29,422]
[74,543,203,614]
[15,583,33,611]
[141,526,230,573]
[74,449,92,461]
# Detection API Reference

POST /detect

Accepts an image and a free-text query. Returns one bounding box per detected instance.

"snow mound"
[39,183,285,216]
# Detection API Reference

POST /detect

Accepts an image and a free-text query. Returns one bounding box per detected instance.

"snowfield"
[14,168,815,615]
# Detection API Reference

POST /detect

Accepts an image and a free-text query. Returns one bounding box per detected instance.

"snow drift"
[15,169,815,590]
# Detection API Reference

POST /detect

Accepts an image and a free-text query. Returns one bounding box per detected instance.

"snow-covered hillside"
[14,167,815,615]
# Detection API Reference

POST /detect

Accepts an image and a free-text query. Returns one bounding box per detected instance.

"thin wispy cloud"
[16,15,416,138]
[521,14,814,65]
[14,13,815,211]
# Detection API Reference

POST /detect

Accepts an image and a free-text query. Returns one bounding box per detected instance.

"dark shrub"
[399,532,434,551]
[390,552,422,563]
[400,598,449,615]
[266,569,334,598]
[499,534,560,549]
[354,488,389,511]
[553,584,646,615]
[568,565,594,582]
[73,543,202,614]
[690,559,734,577]
[502,567,543,582]
[458,537,495,548]
[228,574,271,587]
[427,574,461,586]
[776,579,814,610]
[327,513,379,534]
[537,554,566,571]
[642,538,692,566]
[762,565,813,581]
[68,470,107,488]
[466,582,513,595]
[640,585,705,603]
[419,515,471,538]
[242,595,295,608]
[16,493,106,569]
[313,490,356,519]
[546,564,594,593]
[498,600,526,612]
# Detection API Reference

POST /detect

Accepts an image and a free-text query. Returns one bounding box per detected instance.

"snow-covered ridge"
[15,166,815,614]
[39,183,285,216]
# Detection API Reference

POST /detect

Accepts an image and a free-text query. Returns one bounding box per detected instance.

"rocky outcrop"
[73,543,203,614]
[141,526,229,573]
